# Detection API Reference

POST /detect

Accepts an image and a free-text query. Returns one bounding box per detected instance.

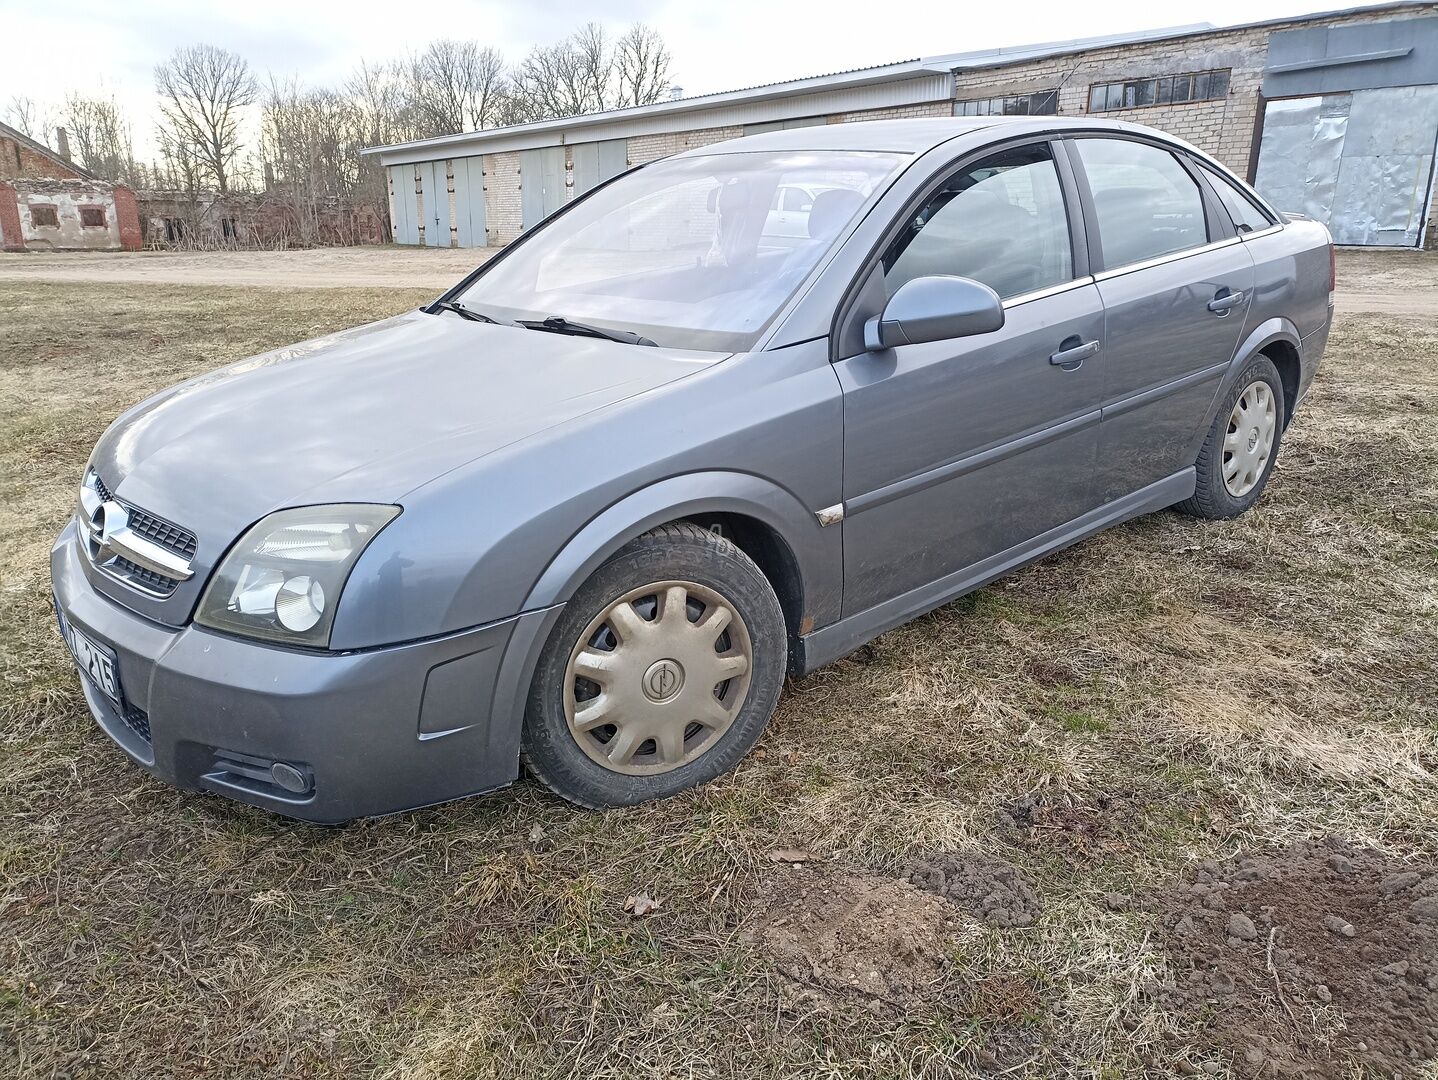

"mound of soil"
[907,851,1044,928]
[1145,838,1438,1078]
[743,866,958,1012]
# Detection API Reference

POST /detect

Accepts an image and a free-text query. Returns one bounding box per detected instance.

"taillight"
[1328,241,1337,293]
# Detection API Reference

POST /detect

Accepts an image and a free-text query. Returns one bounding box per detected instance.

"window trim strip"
[1091,236,1244,282]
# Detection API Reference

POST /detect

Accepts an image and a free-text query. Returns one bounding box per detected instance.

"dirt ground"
[0,245,491,290]
[1,251,1436,1078]
[0,245,1431,315]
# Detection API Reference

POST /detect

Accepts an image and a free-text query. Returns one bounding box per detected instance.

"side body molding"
[1179,316,1303,464]
[522,470,843,631]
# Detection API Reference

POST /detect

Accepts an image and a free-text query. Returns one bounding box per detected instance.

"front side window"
[882,143,1073,300]
[1198,162,1274,234]
[456,150,904,351]
[1074,138,1208,269]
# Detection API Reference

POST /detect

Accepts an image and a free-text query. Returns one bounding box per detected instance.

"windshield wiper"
[428,299,507,325]
[516,315,657,347]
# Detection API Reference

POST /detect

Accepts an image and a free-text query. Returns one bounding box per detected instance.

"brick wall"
[111,185,142,250]
[826,102,952,123]
[0,183,23,251]
[951,26,1270,174]
[0,133,87,182]
[485,151,523,244]
[950,6,1438,178]
[627,125,745,165]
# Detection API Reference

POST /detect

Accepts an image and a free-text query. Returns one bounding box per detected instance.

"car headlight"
[196,504,400,648]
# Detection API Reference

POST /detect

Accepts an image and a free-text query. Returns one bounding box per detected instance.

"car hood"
[91,308,721,554]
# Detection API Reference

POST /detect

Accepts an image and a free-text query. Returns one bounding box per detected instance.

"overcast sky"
[1,0,1347,157]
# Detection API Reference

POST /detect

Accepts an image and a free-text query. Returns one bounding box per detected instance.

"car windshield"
[455,150,906,351]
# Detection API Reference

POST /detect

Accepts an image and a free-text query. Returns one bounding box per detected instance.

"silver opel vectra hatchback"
[52,117,1335,820]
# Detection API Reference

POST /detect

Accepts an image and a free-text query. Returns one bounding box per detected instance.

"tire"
[1176,356,1285,520]
[522,522,787,809]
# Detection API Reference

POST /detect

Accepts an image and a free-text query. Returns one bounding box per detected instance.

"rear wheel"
[1177,357,1285,520]
[522,523,786,808]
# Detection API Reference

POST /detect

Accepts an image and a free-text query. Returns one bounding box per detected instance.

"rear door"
[835,140,1105,615]
[1066,136,1254,502]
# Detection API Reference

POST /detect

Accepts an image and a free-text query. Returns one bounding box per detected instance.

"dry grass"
[1,272,1435,1078]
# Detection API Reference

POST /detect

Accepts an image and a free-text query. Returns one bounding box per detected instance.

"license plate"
[62,617,122,706]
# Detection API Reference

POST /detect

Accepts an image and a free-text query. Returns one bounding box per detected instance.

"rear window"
[1074,138,1209,269]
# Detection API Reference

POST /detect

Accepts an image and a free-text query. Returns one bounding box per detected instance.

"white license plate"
[64,621,122,706]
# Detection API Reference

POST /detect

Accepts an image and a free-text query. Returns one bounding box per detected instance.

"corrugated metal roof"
[363,0,1435,161]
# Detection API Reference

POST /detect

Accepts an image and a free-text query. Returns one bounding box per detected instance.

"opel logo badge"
[642,658,685,702]
[90,500,129,561]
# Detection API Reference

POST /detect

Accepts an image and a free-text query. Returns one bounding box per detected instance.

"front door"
[836,142,1105,616]
[1066,136,1254,501]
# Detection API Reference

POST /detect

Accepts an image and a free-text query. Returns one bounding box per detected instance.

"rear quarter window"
[1198,162,1274,234]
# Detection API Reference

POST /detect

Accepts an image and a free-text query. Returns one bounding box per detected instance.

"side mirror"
[864,275,1004,351]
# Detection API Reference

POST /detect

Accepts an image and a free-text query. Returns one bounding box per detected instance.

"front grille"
[121,701,152,743]
[114,558,180,594]
[86,472,198,597]
[127,511,198,559]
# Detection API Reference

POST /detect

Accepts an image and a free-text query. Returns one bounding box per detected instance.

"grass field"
[2,271,1436,1078]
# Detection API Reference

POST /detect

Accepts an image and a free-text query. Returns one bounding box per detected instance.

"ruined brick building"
[0,122,142,252]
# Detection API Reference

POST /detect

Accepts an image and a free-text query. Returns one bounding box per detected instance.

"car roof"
[674,116,1155,157]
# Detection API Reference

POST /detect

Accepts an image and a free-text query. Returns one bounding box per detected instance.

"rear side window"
[882,143,1073,300]
[1198,162,1274,234]
[1074,138,1208,269]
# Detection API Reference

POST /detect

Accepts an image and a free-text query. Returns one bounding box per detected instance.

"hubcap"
[563,580,753,776]
[1222,381,1277,498]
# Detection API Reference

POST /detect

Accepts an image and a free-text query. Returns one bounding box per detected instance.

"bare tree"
[65,93,141,185]
[4,96,56,145]
[507,23,674,122]
[614,25,672,108]
[404,40,507,137]
[155,44,258,193]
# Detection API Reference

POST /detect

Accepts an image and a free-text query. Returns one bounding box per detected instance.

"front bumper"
[51,520,558,823]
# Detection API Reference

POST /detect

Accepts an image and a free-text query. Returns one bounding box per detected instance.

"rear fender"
[1181,317,1302,463]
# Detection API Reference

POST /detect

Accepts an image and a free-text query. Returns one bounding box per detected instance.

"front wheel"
[522,522,787,809]
[1176,357,1285,520]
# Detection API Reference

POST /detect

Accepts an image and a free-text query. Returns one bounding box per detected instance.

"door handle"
[1207,288,1246,314]
[1050,338,1100,370]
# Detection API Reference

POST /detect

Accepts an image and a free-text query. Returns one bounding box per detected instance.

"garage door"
[1255,86,1438,247]
[451,156,487,247]
[389,165,420,245]
[417,161,450,247]
[520,146,566,230]
[570,139,629,198]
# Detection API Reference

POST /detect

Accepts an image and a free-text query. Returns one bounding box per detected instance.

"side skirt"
[795,468,1195,674]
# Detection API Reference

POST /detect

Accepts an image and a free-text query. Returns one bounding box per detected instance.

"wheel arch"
[521,471,841,649]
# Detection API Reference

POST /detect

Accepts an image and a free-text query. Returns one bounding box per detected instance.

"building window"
[221,217,238,240]
[80,206,106,228]
[1088,69,1230,112]
[30,204,59,228]
[955,90,1058,117]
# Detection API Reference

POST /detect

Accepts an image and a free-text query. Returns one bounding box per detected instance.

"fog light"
[275,575,325,633]
[270,761,310,794]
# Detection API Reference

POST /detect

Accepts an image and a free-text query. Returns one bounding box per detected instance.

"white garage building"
[365,1,1438,249]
